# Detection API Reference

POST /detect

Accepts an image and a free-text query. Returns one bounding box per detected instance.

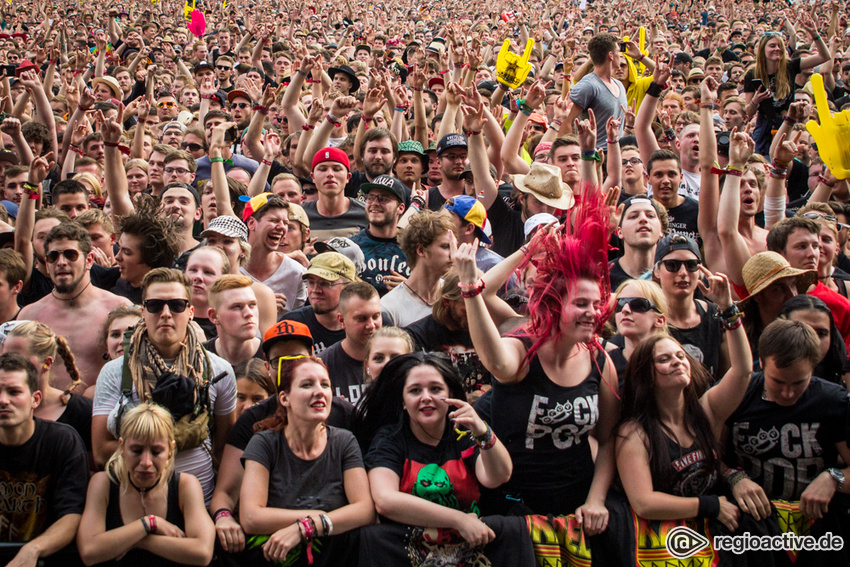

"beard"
[54,272,85,294]
[365,160,393,179]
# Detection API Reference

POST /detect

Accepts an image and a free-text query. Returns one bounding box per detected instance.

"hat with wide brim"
[737,251,818,309]
[92,75,122,98]
[510,162,575,210]
[328,65,360,92]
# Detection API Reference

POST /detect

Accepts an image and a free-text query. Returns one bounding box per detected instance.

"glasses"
[802,212,837,222]
[45,249,81,263]
[616,297,660,314]
[157,100,176,108]
[273,355,308,386]
[661,259,700,273]
[621,158,643,166]
[441,153,467,161]
[231,102,250,109]
[304,278,345,289]
[216,65,232,71]
[143,298,190,314]
[181,142,204,151]
[164,167,191,176]
[364,193,395,205]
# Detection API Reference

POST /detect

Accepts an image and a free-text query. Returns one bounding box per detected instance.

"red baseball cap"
[311,147,350,171]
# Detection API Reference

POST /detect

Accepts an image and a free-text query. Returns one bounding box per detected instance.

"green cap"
[398,140,426,156]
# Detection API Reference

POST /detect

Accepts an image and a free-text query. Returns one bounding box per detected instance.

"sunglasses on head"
[274,355,308,386]
[802,212,837,222]
[181,142,204,151]
[45,249,81,263]
[143,298,190,314]
[616,297,660,314]
[661,259,700,273]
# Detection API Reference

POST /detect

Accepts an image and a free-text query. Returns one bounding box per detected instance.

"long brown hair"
[755,34,790,101]
[618,335,719,492]
[254,356,328,432]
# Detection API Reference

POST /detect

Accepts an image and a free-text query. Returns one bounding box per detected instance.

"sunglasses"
[216,65,232,70]
[157,100,176,108]
[616,297,660,314]
[661,259,700,273]
[143,298,190,314]
[802,212,837,222]
[231,102,250,109]
[838,223,850,231]
[181,142,204,151]
[45,249,81,263]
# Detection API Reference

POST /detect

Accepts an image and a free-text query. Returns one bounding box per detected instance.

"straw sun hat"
[737,251,817,307]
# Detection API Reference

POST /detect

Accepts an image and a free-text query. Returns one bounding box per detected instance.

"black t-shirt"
[0,419,88,542]
[365,420,481,515]
[226,395,354,451]
[319,342,365,404]
[57,394,92,452]
[302,199,367,241]
[486,195,525,258]
[743,57,803,121]
[694,48,740,63]
[345,170,370,199]
[404,315,491,394]
[193,317,217,341]
[724,374,850,501]
[18,264,120,307]
[668,300,724,379]
[110,277,143,305]
[666,196,701,245]
[281,306,344,355]
[426,186,449,211]
[665,435,718,497]
[608,258,643,292]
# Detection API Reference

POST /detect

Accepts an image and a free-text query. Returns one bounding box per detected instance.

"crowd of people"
[1,0,850,564]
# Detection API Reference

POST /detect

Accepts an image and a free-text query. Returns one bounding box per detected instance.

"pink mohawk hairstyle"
[515,184,613,370]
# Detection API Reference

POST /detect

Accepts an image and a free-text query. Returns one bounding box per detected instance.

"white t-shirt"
[679,169,701,198]
[380,282,435,327]
[92,351,236,503]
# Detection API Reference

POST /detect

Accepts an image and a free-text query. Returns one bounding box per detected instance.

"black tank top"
[668,300,723,380]
[487,338,608,512]
[103,473,186,567]
[666,435,718,497]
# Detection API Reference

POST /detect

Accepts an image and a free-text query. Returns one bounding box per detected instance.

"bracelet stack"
[819,175,837,188]
[709,165,743,177]
[213,508,233,522]
[713,304,743,331]
[549,119,563,131]
[723,468,749,487]
[515,98,533,116]
[472,423,498,450]
[458,278,485,298]
[297,516,317,563]
[319,513,333,536]
[326,113,341,128]
[410,194,426,213]
[769,160,789,179]
[22,182,40,200]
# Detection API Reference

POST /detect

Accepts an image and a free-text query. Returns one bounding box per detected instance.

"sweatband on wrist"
[697,495,721,518]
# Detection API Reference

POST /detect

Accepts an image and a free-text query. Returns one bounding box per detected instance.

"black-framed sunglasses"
[45,249,81,263]
[143,298,190,314]
[181,142,204,151]
[230,102,250,109]
[661,259,700,273]
[616,297,661,314]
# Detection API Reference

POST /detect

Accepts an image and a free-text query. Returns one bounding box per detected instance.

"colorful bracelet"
[69,145,83,156]
[473,424,497,450]
[148,515,157,533]
[261,158,274,166]
[213,508,233,522]
[410,86,424,92]
[819,175,837,188]
[253,104,268,114]
[394,106,408,113]
[319,513,333,536]
[210,157,226,163]
[580,150,601,162]
[460,279,485,298]
[326,113,341,127]
[606,138,617,144]
[302,123,316,131]
[141,517,151,534]
[104,141,119,147]
[467,130,481,136]
[783,115,797,126]
[700,102,714,109]
[549,119,563,131]
[709,165,743,177]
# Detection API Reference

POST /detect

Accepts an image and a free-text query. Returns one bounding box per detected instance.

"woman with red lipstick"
[239,357,374,565]
[77,403,216,566]
[355,353,531,566]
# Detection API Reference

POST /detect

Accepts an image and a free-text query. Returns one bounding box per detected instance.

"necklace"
[51,280,91,307]
[128,475,161,515]
[405,282,436,306]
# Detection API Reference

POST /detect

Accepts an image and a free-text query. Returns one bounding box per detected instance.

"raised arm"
[209,122,239,218]
[717,130,756,287]
[698,77,725,273]
[798,14,831,70]
[102,104,134,218]
[15,153,53,285]
[409,65,429,149]
[301,96,357,172]
[635,55,671,164]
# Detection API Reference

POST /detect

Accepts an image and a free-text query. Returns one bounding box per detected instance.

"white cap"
[523,213,560,239]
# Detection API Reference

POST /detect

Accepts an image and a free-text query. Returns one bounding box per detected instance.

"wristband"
[819,175,837,188]
[697,495,721,519]
[771,159,790,169]
[253,104,268,114]
[22,182,39,200]
[580,150,601,162]
[362,119,370,130]
[294,68,307,76]
[549,119,563,131]
[411,195,426,208]
[104,141,119,147]
[326,113,341,127]
[466,130,481,136]
[69,145,83,156]
[812,34,821,41]
[646,81,664,98]
[700,102,714,109]
[306,77,320,84]
[393,106,408,113]
[261,158,274,166]
[410,86,424,92]
[201,94,215,100]
[606,138,617,144]
[148,515,157,533]
[141,517,151,534]
[319,513,333,536]
[302,123,316,131]
[214,509,233,522]
[783,115,797,125]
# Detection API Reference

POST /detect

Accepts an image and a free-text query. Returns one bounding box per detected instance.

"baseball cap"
[359,174,407,203]
[619,195,660,226]
[0,149,18,165]
[262,319,314,357]
[227,89,251,103]
[194,61,215,74]
[674,52,694,64]
[436,133,468,155]
[654,233,702,263]
[311,147,350,171]
[200,215,249,241]
[524,213,559,238]
[444,195,492,245]
[303,252,357,282]
[287,202,310,227]
[240,192,285,222]
[314,237,366,275]
[161,183,200,206]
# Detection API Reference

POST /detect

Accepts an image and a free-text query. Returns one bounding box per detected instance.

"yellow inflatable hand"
[184,0,196,21]
[806,73,850,179]
[496,38,535,90]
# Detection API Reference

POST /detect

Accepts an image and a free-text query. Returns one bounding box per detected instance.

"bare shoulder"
[94,287,132,308]
[18,298,47,319]
[251,281,276,301]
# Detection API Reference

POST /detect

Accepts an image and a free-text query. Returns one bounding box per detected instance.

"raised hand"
[728,127,754,167]
[100,103,125,145]
[575,108,598,152]
[652,53,673,88]
[362,87,386,120]
[773,130,804,164]
[696,265,733,309]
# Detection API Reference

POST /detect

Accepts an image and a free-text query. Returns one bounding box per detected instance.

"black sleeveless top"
[668,300,723,380]
[475,338,608,514]
[665,435,718,498]
[101,473,186,567]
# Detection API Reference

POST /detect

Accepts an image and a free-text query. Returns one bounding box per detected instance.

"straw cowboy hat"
[737,251,817,307]
[510,162,575,210]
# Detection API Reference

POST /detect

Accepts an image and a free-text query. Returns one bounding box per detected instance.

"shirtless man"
[18,222,130,389]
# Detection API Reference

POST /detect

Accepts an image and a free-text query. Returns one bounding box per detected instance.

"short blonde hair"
[73,171,103,198]
[208,274,253,309]
[106,403,176,490]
